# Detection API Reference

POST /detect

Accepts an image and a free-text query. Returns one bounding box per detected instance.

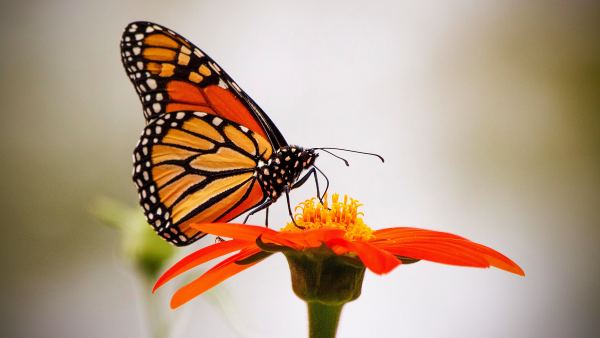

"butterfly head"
[299,147,318,169]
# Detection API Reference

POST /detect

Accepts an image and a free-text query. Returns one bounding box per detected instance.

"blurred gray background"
[1,0,598,337]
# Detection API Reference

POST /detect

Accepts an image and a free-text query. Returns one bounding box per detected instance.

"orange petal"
[191,222,277,240]
[373,227,468,242]
[278,229,345,248]
[461,241,524,276]
[381,241,489,267]
[192,223,301,249]
[327,238,401,275]
[372,228,524,276]
[153,239,251,292]
[170,247,262,308]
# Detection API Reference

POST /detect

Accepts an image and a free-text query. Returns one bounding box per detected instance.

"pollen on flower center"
[281,193,374,241]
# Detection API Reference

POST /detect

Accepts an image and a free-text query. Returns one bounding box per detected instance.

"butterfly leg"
[292,167,325,204]
[243,200,272,225]
[285,188,305,229]
[265,206,269,227]
[314,165,330,202]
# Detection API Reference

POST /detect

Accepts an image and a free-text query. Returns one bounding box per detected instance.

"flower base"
[284,246,366,338]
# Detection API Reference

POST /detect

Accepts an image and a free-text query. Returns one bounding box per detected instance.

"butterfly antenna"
[314,147,384,163]
[319,149,350,166]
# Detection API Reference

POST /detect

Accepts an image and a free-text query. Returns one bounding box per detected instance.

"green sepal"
[397,256,421,264]
[284,246,366,305]
[255,234,293,253]
[234,251,273,265]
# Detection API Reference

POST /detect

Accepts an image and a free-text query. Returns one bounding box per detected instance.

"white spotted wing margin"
[120,21,288,149]
[133,110,272,246]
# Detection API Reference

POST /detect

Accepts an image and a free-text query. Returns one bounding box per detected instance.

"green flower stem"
[284,246,366,338]
[142,278,169,338]
[307,301,343,338]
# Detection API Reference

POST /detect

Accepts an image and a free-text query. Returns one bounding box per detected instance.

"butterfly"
[120,21,323,246]
[121,22,382,246]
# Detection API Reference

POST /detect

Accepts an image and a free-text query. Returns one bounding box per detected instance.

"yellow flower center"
[281,193,374,241]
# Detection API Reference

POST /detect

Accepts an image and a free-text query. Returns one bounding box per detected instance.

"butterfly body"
[122,22,322,246]
[256,146,318,201]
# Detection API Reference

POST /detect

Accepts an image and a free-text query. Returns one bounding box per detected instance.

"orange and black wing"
[120,21,287,149]
[133,111,273,246]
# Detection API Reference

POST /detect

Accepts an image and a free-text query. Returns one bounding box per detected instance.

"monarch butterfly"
[121,22,381,246]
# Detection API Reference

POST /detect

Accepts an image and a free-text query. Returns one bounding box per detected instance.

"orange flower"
[154,194,524,309]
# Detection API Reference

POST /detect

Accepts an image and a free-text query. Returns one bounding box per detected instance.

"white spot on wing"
[230,81,242,92]
[147,78,157,89]
[218,79,228,89]
[209,62,221,73]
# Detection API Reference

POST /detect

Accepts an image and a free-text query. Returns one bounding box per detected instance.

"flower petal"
[278,229,345,248]
[372,227,524,275]
[381,241,489,267]
[191,222,298,248]
[170,247,262,308]
[373,227,468,242]
[153,239,252,292]
[191,223,276,240]
[327,238,401,275]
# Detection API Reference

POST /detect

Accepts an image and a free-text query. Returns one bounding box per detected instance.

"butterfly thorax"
[256,146,317,201]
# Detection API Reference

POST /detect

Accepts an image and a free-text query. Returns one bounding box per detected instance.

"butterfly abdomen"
[256,146,317,200]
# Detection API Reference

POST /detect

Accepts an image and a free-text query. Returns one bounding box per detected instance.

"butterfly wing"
[120,21,287,149]
[133,110,273,246]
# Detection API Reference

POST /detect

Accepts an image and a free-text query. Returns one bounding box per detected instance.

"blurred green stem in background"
[91,197,253,337]
[91,196,175,280]
[91,197,175,338]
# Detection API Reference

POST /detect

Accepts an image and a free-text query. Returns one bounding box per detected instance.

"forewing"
[121,21,287,149]
[133,111,272,246]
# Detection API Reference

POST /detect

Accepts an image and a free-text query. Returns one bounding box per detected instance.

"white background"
[1,1,598,337]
